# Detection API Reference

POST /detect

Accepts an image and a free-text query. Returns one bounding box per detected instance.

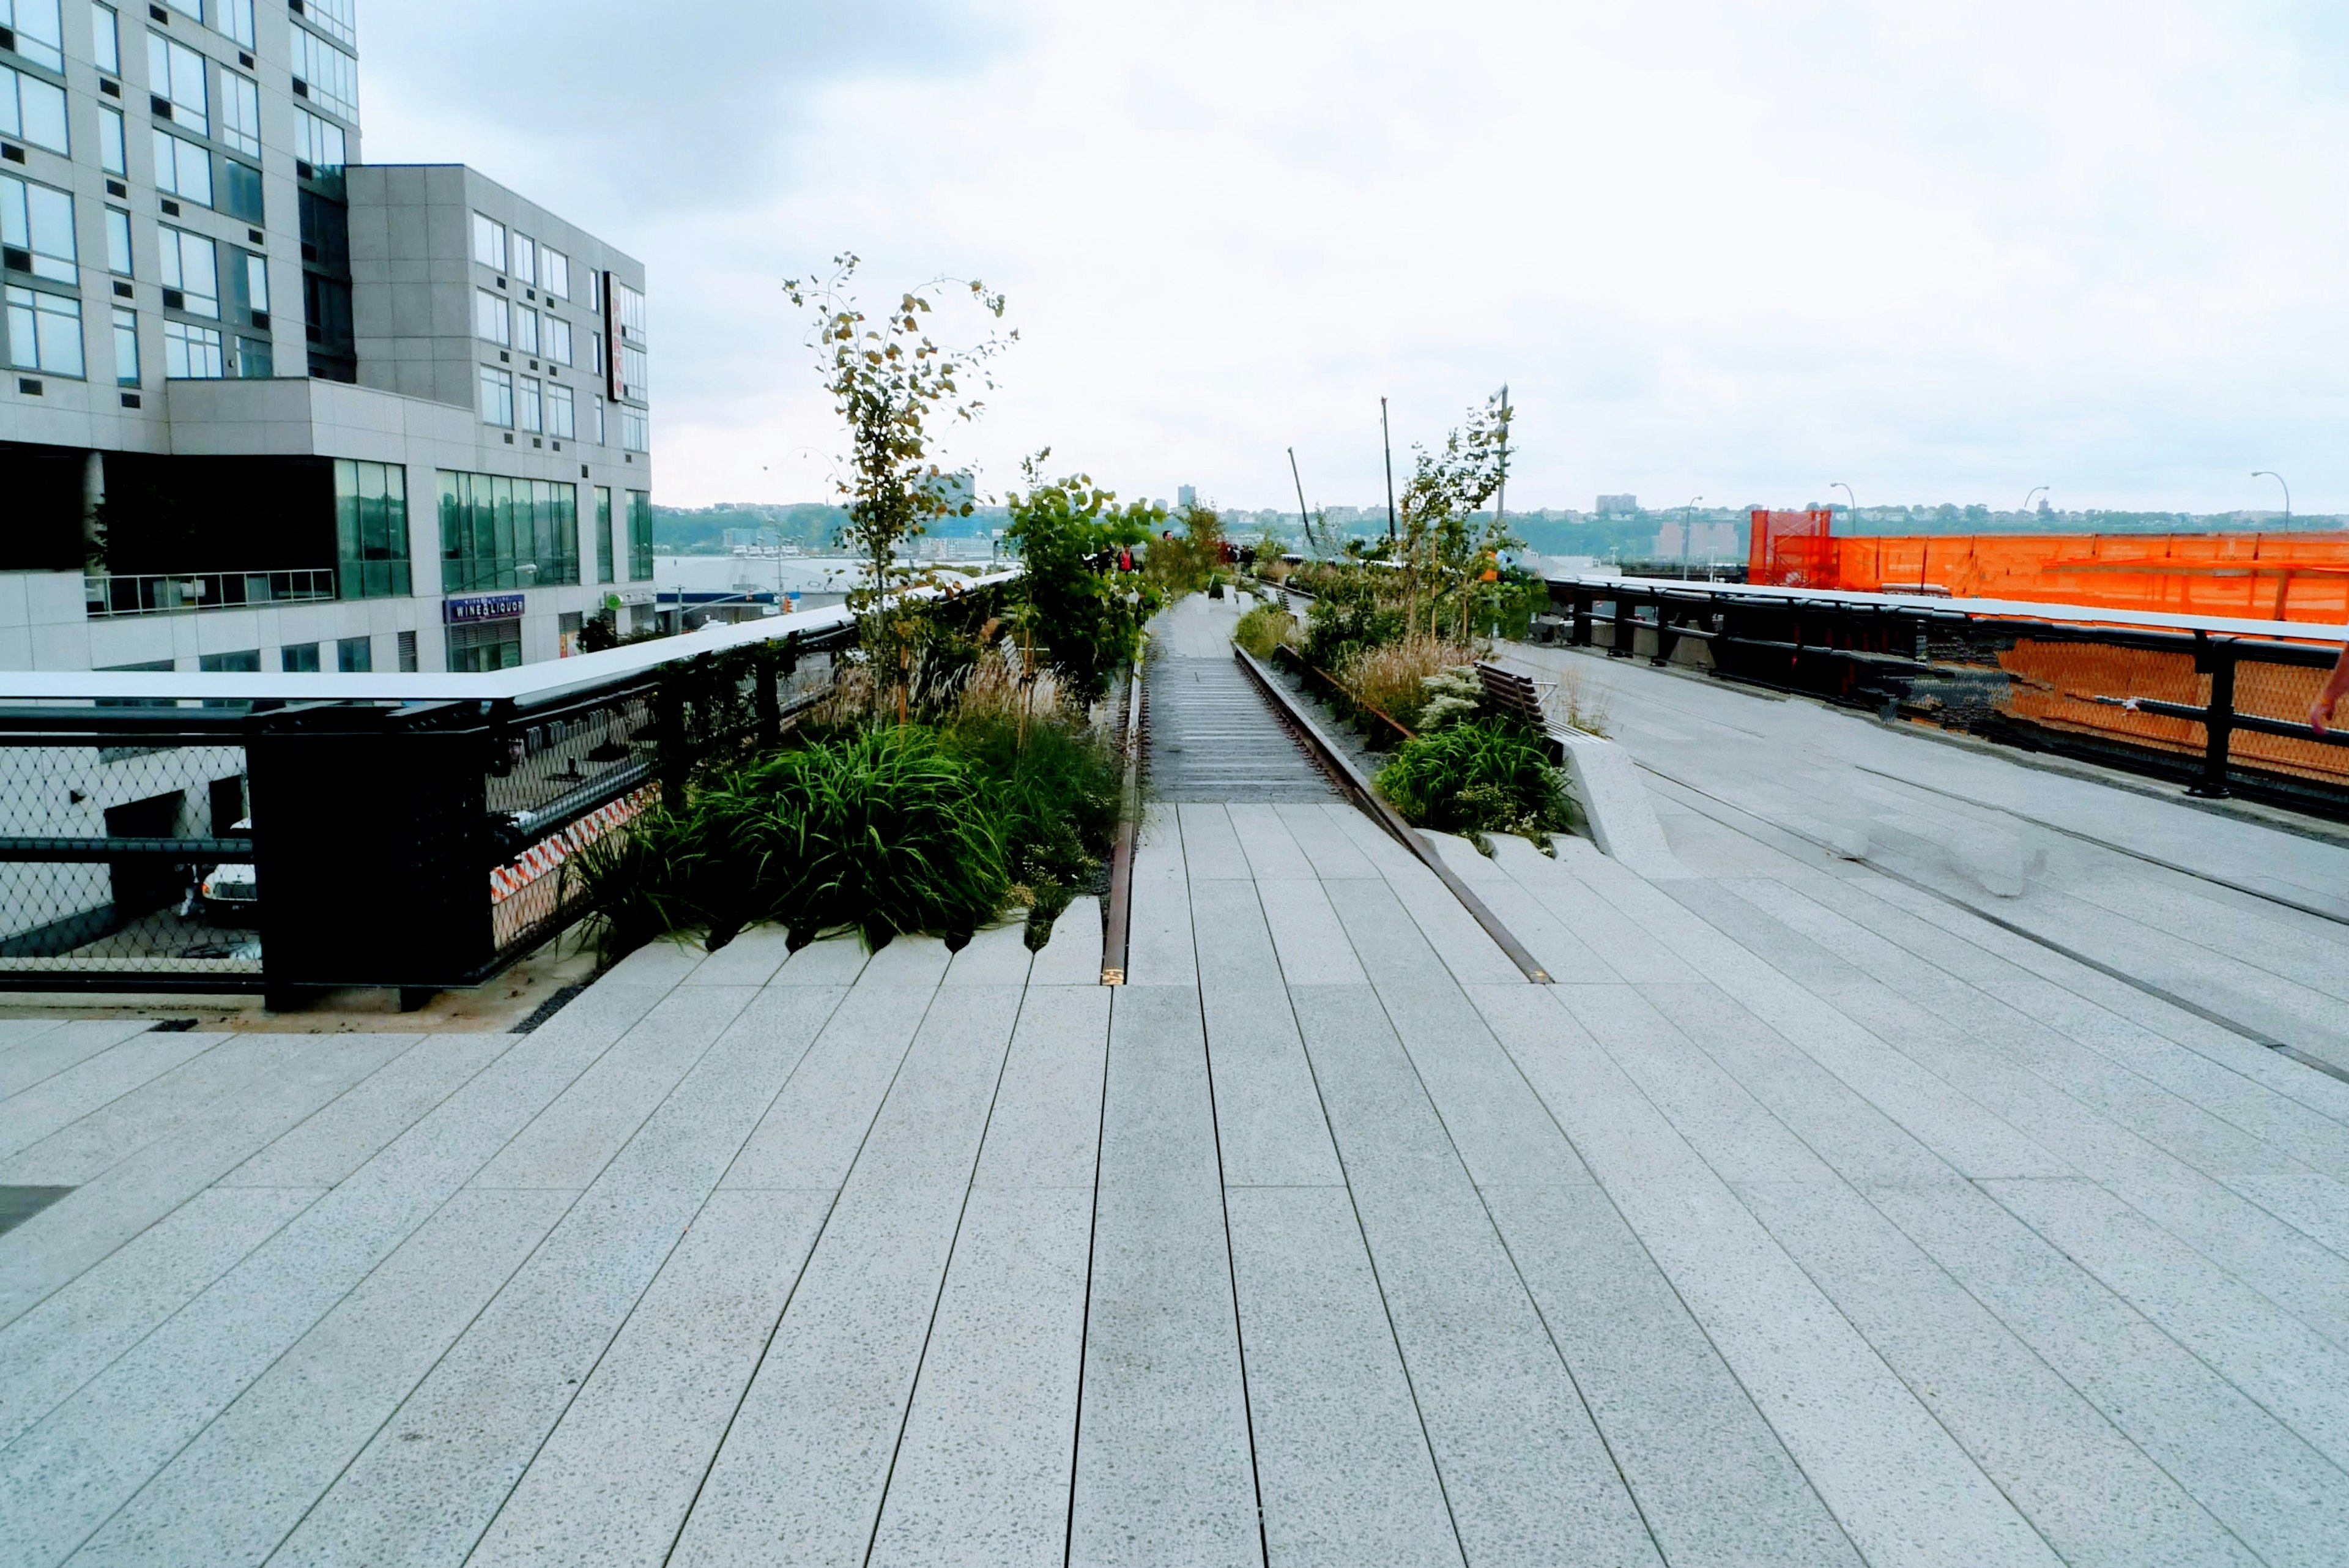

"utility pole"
[1493,384,1511,537]
[1288,447,1315,555]
[1380,398,1398,543]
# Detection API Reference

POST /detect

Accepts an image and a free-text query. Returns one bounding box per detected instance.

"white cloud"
[360,0,2349,513]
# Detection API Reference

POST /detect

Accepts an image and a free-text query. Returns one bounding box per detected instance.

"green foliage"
[576,713,1126,959]
[1299,569,1406,671]
[945,715,1123,943]
[1413,666,1483,733]
[1004,457,1164,704]
[1393,391,1527,641]
[1375,719,1571,840]
[1234,604,1299,660]
[784,253,1013,719]
[1143,501,1226,596]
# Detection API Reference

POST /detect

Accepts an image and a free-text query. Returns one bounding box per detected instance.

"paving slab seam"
[1439,985,1866,1566]
[20,1164,581,1567]
[1645,761,2349,1091]
[263,981,832,1567]
[1517,986,2085,1565]
[653,973,946,1567]
[852,983,1030,1567]
[1541,965,2288,1563]
[1056,984,1114,1568]
[1242,873,1475,1568]
[1175,953,1275,1568]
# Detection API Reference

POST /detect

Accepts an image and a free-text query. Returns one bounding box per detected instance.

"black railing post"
[2189,634,2236,799]
[1570,588,1592,647]
[1651,608,1677,667]
[655,680,688,805]
[754,645,783,749]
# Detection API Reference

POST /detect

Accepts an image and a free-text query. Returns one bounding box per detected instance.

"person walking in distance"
[2313,639,2349,735]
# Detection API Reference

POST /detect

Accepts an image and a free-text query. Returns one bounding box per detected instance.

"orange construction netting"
[1813,531,2349,626]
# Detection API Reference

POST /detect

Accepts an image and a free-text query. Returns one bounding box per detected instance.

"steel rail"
[1230,645,1551,984]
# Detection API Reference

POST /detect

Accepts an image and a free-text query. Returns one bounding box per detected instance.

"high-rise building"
[1595,494,1638,517]
[1176,483,1195,510]
[0,0,652,672]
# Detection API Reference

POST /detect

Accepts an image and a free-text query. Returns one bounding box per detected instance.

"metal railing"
[1546,573,2349,816]
[0,570,1018,1003]
[85,568,341,618]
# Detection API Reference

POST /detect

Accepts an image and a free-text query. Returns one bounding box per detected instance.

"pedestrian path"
[1146,594,1336,803]
[2,621,2347,1564]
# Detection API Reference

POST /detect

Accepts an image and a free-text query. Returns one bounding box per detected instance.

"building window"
[593,395,605,445]
[470,211,504,271]
[590,331,603,375]
[103,206,131,274]
[280,642,321,673]
[586,267,600,312]
[221,0,254,48]
[199,649,260,672]
[542,247,569,300]
[516,374,541,434]
[2,0,63,70]
[147,32,209,135]
[543,314,571,366]
[438,470,581,592]
[158,225,220,316]
[621,406,649,453]
[290,26,357,122]
[546,381,574,439]
[620,341,648,397]
[478,364,513,426]
[336,635,371,672]
[302,0,353,48]
[627,490,652,580]
[111,305,138,383]
[2,173,77,283]
[162,318,223,377]
[92,3,121,75]
[473,287,508,346]
[98,104,125,173]
[219,159,263,223]
[334,458,410,600]
[511,232,535,287]
[1,64,67,154]
[152,128,214,206]
[595,486,613,584]
[514,305,537,357]
[5,284,82,376]
[238,251,267,316]
[396,629,417,671]
[293,107,344,173]
[220,69,261,156]
[617,281,646,340]
[235,333,269,376]
[0,1,61,69]
[447,620,521,673]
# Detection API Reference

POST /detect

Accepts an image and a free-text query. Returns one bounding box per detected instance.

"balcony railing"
[84,570,340,619]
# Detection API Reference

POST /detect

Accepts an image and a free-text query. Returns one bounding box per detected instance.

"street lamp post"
[1680,496,1704,579]
[1830,481,1857,535]
[2023,485,2049,515]
[2253,471,2291,533]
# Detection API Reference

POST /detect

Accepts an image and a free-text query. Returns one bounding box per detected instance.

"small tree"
[1004,455,1165,708]
[1396,390,1520,639]
[784,253,1014,721]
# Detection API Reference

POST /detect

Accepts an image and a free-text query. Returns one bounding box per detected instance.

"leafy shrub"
[1234,604,1299,660]
[1375,719,1571,839]
[944,715,1122,943]
[1414,666,1483,733]
[576,714,1127,959]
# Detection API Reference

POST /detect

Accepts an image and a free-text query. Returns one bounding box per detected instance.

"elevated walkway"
[4,609,2348,1565]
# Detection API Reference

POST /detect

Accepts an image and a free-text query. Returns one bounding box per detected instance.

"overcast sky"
[360,1,2349,515]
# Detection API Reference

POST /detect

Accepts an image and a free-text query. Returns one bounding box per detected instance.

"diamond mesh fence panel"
[0,727,260,982]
